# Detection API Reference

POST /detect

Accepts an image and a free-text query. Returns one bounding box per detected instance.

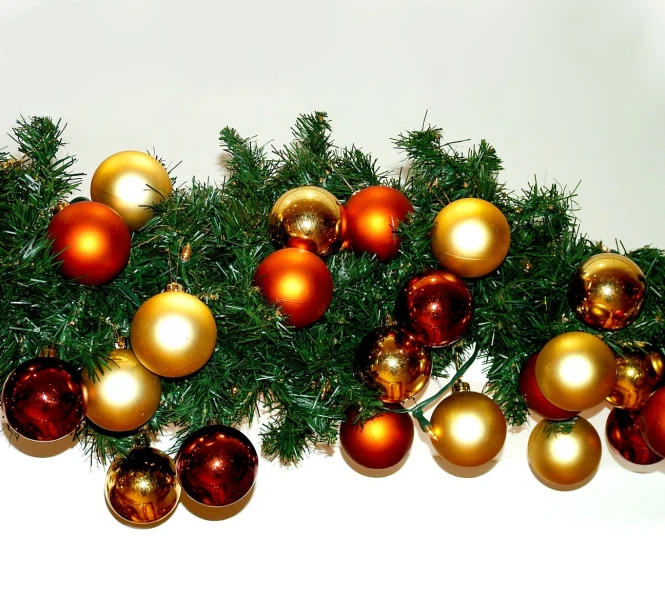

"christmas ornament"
[47,201,131,285]
[176,424,258,507]
[105,447,181,524]
[528,417,602,486]
[253,247,333,328]
[394,269,472,347]
[343,185,413,261]
[1,349,85,441]
[535,331,617,411]
[429,382,507,467]
[606,408,663,465]
[82,347,162,432]
[606,349,664,410]
[130,283,217,378]
[90,150,172,231]
[431,198,510,278]
[268,185,343,256]
[518,353,580,421]
[569,253,646,330]
[354,325,432,403]
[638,387,665,458]
[339,408,414,469]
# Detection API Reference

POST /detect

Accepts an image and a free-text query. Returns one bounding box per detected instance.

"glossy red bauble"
[639,387,665,458]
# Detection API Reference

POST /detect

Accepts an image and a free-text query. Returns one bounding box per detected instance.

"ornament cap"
[38,345,59,359]
[114,336,128,349]
[164,282,185,293]
[452,380,471,394]
[53,200,69,214]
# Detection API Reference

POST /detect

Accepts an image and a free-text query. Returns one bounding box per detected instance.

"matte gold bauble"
[569,253,646,330]
[429,386,507,467]
[430,198,510,278]
[528,417,602,486]
[269,186,343,256]
[606,349,664,410]
[130,283,217,378]
[82,348,162,432]
[91,150,172,231]
[535,332,617,411]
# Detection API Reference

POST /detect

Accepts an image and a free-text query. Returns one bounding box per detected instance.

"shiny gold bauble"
[82,348,162,432]
[429,388,507,467]
[91,150,172,231]
[606,349,664,410]
[528,417,602,486]
[430,198,511,278]
[535,332,617,412]
[269,186,343,256]
[105,447,181,524]
[569,253,646,330]
[130,284,217,378]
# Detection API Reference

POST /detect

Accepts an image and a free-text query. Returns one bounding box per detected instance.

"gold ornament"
[429,383,507,467]
[430,198,511,278]
[570,253,646,330]
[91,150,172,231]
[130,283,217,378]
[268,186,343,256]
[606,349,664,410]
[82,348,162,432]
[535,331,617,411]
[528,417,602,487]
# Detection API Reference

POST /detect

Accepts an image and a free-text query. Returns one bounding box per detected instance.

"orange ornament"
[254,247,333,328]
[343,186,413,261]
[639,387,665,458]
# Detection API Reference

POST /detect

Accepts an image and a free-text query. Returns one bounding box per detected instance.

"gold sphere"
[130,284,217,378]
[430,198,511,278]
[269,186,343,256]
[429,390,507,467]
[570,253,646,330]
[82,348,162,432]
[528,417,602,486]
[535,332,617,411]
[606,349,664,410]
[91,150,172,231]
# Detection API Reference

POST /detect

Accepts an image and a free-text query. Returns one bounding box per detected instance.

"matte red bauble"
[639,387,665,458]
[606,408,662,465]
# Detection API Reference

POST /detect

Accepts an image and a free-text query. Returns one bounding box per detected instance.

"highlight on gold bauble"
[105,447,181,525]
[606,349,664,410]
[91,150,172,231]
[430,198,510,278]
[343,185,413,261]
[269,186,343,256]
[339,408,414,470]
[253,247,333,328]
[528,417,602,487]
[569,253,646,330]
[354,325,432,404]
[638,387,665,458]
[130,283,217,378]
[535,331,617,412]
[82,348,162,432]
[606,408,663,466]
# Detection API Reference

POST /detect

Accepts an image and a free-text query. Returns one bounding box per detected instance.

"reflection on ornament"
[638,387,665,458]
[606,350,664,410]
[606,408,662,465]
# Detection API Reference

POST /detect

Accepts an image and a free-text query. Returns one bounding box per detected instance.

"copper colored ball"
[343,186,413,261]
[105,447,181,524]
[606,408,662,465]
[606,350,664,410]
[254,247,333,328]
[394,269,472,347]
[2,357,85,441]
[339,408,414,469]
[638,387,665,458]
[570,253,646,330]
[269,186,343,256]
[47,201,131,285]
[176,425,258,507]
[354,326,432,403]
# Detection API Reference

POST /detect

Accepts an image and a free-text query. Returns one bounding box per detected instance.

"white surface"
[2,1,665,613]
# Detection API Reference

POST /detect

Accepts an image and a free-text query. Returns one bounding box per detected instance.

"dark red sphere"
[606,408,663,465]
[175,424,258,507]
[639,387,665,458]
[395,269,472,347]
[2,357,85,441]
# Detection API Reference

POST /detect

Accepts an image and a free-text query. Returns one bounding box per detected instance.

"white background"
[2,1,665,613]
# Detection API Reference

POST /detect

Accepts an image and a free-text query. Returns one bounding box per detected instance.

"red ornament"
[47,201,131,285]
[343,186,413,261]
[394,269,472,347]
[639,387,665,457]
[606,408,662,465]
[1,356,85,441]
[175,425,258,507]
[518,353,580,421]
[254,247,333,328]
[339,408,414,470]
